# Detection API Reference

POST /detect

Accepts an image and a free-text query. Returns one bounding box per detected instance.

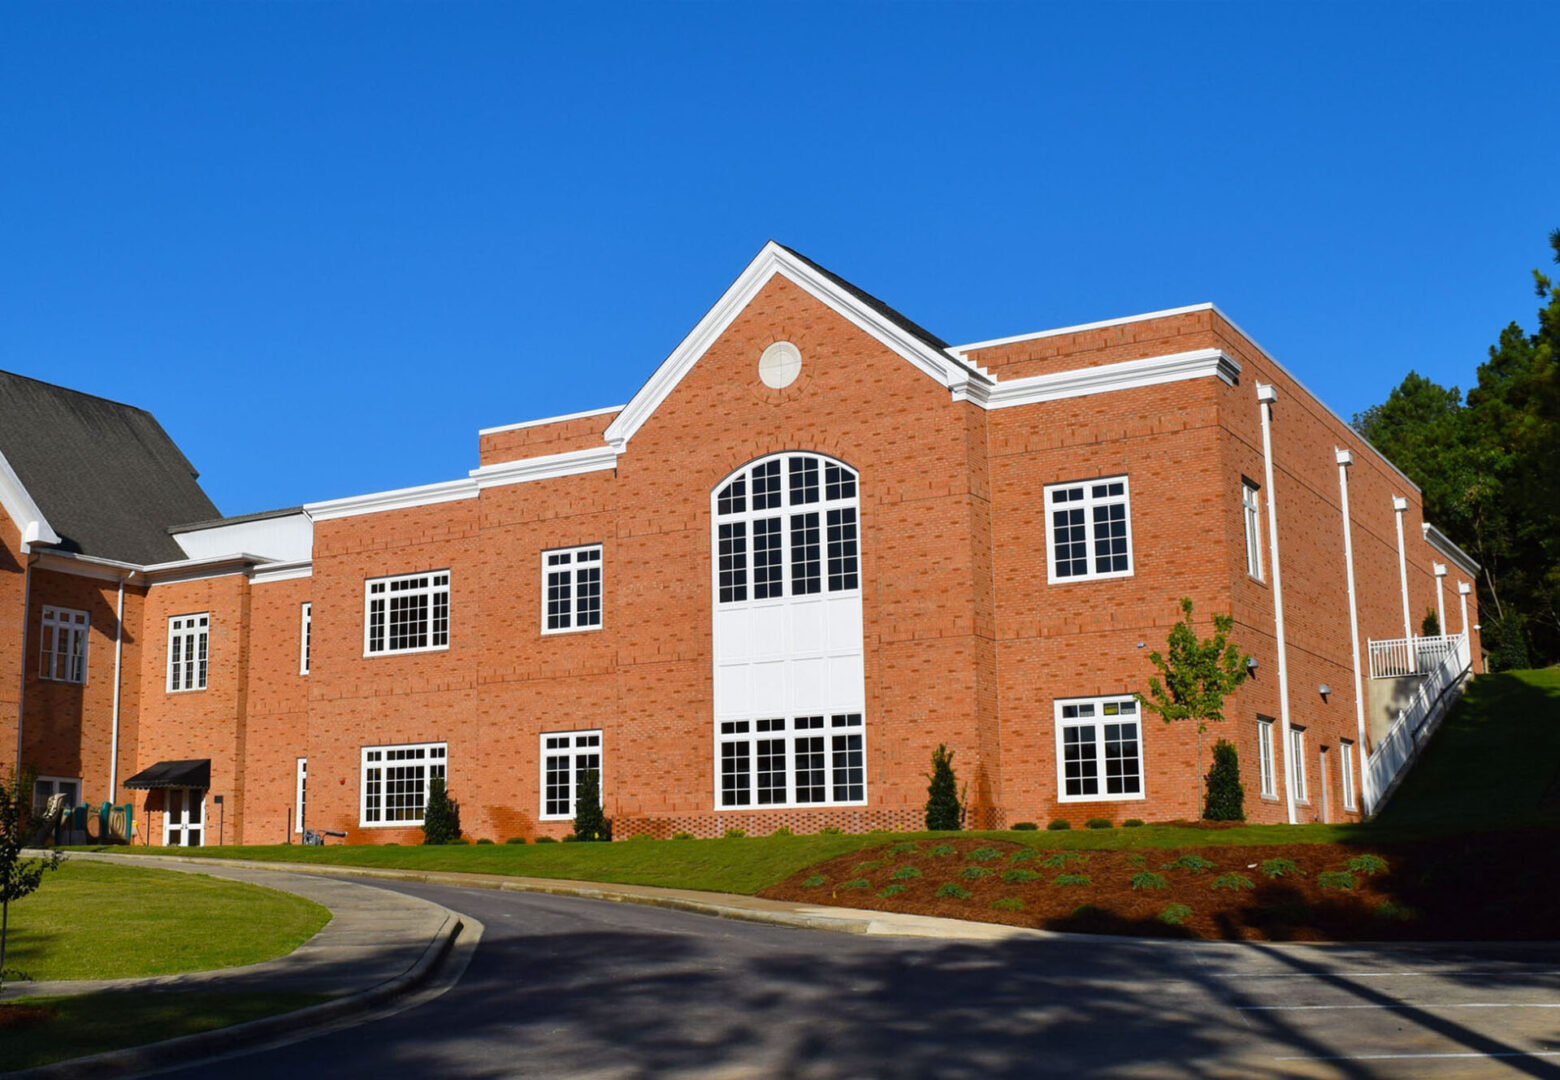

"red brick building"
[1,244,1481,845]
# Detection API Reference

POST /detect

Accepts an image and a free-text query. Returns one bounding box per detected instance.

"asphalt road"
[150,879,1560,1079]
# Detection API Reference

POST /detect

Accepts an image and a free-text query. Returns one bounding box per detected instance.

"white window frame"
[541,545,604,635]
[300,603,312,675]
[1289,726,1308,803]
[32,775,81,814]
[1242,479,1264,581]
[715,714,867,810]
[166,613,209,692]
[1339,740,1357,811]
[539,730,603,821]
[1257,718,1277,799]
[1054,694,1146,803]
[1044,476,1134,584]
[359,741,447,827]
[363,571,450,657]
[295,757,307,833]
[40,606,89,684]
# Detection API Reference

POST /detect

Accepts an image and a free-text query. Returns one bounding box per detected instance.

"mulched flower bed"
[0,1004,57,1030]
[758,831,1560,942]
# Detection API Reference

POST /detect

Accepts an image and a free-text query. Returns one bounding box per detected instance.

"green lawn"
[0,991,329,1072]
[2,860,330,982]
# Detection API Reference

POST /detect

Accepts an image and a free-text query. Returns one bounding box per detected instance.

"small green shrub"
[1126,853,1147,866]
[1070,904,1105,919]
[1011,822,1039,831]
[1002,868,1041,884]
[421,776,462,845]
[1053,873,1091,887]
[925,743,964,831]
[505,836,528,844]
[1007,849,1038,864]
[627,834,654,842]
[560,835,579,842]
[962,866,994,881]
[1348,854,1390,876]
[820,826,842,835]
[1084,818,1113,830]
[891,865,922,881]
[1374,900,1419,922]
[1130,872,1168,891]
[840,879,871,890]
[966,847,1002,862]
[534,836,558,843]
[672,831,694,840]
[802,874,826,888]
[1203,739,1246,822]
[771,826,794,838]
[724,828,746,839]
[1158,904,1193,926]
[572,768,608,842]
[1046,819,1072,831]
[1123,819,1145,828]
[1261,858,1304,879]
[1318,871,1357,891]
[853,860,885,873]
[991,897,1026,912]
[1040,852,1086,868]
[1162,854,1217,873]
[890,842,919,856]
[878,884,907,898]
[476,837,494,845]
[935,883,973,900]
[929,843,957,857]
[1211,873,1255,892]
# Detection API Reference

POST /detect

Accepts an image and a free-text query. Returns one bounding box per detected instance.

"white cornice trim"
[951,303,1218,356]
[249,560,314,584]
[304,478,478,522]
[966,348,1241,409]
[33,551,138,582]
[603,242,983,451]
[0,449,62,552]
[469,445,620,489]
[32,550,276,585]
[478,405,626,437]
[1422,522,1480,577]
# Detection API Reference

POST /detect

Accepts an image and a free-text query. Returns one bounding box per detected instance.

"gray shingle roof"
[0,370,219,564]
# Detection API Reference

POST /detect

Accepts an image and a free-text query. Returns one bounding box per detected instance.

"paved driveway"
[151,879,1560,1078]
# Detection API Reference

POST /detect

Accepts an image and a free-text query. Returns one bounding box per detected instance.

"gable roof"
[0,370,219,563]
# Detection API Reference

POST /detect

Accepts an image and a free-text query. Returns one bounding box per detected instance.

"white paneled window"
[1242,480,1264,580]
[718,714,865,808]
[1289,726,1308,802]
[365,571,449,655]
[540,730,602,820]
[1340,740,1357,811]
[300,603,312,675]
[543,545,603,633]
[1045,477,1133,582]
[1257,718,1276,798]
[167,613,209,692]
[40,606,89,683]
[713,454,859,605]
[360,742,446,826]
[1055,695,1144,802]
[296,758,307,833]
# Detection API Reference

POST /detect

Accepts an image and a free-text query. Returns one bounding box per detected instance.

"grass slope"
[3,860,330,982]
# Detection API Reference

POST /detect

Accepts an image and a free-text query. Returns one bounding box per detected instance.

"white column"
[1433,564,1447,635]
[1258,384,1297,825]
[1392,496,1413,645]
[1336,449,1372,813]
[1458,581,1471,635]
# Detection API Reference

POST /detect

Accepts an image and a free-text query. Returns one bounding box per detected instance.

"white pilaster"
[1258,384,1297,825]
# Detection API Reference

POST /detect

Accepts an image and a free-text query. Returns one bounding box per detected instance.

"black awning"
[124,759,210,790]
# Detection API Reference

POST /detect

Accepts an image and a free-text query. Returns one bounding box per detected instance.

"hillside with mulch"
[759,832,1560,941]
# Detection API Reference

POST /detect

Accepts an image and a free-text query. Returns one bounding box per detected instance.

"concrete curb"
[3,863,468,1080]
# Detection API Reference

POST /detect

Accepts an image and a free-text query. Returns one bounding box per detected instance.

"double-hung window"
[360,742,446,826]
[365,571,449,655]
[718,714,865,808]
[1257,717,1277,798]
[1045,477,1133,582]
[300,603,312,674]
[1339,740,1357,811]
[40,606,89,683]
[167,613,209,692]
[1242,480,1264,580]
[1289,726,1308,802]
[540,730,602,820]
[543,545,603,633]
[1055,695,1144,802]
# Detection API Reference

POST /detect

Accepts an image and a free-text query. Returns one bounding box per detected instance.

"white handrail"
[1367,633,1462,679]
[1366,631,1471,809]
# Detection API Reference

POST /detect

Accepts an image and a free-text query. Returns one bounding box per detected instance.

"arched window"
[711,453,867,810]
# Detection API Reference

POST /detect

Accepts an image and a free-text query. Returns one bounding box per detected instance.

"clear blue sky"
[3,3,1555,516]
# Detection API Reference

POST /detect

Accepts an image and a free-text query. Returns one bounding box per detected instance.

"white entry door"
[163,788,205,846]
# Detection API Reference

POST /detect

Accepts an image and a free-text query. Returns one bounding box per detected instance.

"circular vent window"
[758,341,802,389]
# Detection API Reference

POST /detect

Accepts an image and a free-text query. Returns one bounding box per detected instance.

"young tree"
[1203,740,1246,822]
[572,768,608,842]
[420,776,461,845]
[1421,608,1441,637]
[1,767,62,991]
[1138,598,1252,815]
[924,744,962,831]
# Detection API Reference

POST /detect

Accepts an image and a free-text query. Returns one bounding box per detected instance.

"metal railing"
[1367,633,1462,679]
[1366,631,1470,812]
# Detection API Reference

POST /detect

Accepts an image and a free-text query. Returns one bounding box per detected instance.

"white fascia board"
[304,477,478,522]
[32,551,140,582]
[1422,522,1480,577]
[950,303,1218,356]
[0,449,62,552]
[249,560,313,584]
[469,444,620,489]
[969,348,1241,409]
[603,242,983,451]
[478,405,626,437]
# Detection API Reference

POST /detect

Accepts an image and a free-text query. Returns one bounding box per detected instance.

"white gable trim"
[0,449,61,552]
[478,405,625,437]
[966,348,1241,409]
[603,242,983,451]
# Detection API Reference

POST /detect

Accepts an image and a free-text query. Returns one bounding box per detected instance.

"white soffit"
[0,449,61,551]
[1422,522,1480,576]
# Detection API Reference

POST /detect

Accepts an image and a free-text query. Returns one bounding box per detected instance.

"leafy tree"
[1203,740,1245,822]
[1,767,62,990]
[572,768,609,842]
[924,745,962,831]
[1137,598,1252,814]
[420,776,461,845]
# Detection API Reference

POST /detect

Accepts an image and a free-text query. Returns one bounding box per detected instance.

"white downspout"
[1258,384,1297,825]
[109,576,126,800]
[1433,564,1447,635]
[1392,496,1412,646]
[1335,450,1372,814]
